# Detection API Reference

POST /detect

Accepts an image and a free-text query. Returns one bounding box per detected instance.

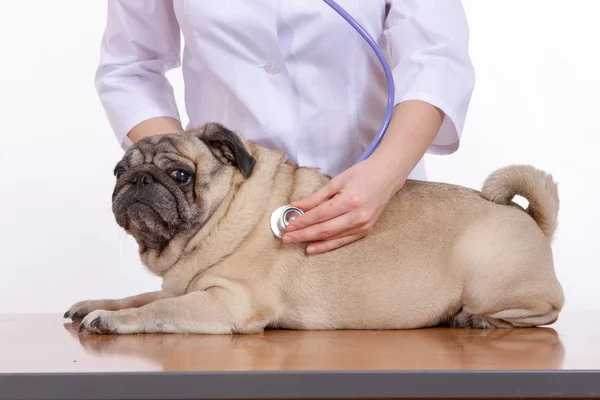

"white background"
[0,1,598,313]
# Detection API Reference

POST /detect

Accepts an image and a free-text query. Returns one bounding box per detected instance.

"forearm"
[369,100,444,189]
[127,116,184,143]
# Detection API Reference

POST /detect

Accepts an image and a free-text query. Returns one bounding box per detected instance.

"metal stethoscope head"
[270,205,304,239]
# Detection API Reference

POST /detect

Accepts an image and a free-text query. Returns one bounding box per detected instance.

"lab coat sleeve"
[95,0,182,151]
[384,0,475,155]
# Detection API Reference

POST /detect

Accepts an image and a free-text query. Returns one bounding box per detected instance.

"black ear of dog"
[199,123,256,178]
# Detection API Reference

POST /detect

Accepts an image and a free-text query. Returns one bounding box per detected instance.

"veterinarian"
[95,1,475,254]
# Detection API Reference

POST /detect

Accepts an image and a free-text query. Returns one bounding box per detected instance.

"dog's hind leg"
[449,301,561,329]
[449,216,565,329]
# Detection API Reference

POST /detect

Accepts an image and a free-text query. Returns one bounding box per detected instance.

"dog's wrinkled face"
[111,123,256,251]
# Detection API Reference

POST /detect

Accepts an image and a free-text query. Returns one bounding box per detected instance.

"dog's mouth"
[121,202,170,230]
[123,202,174,248]
[112,179,198,250]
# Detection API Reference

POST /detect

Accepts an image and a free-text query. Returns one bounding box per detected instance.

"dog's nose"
[130,172,154,187]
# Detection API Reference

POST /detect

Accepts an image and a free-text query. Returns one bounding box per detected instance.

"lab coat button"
[264,61,281,75]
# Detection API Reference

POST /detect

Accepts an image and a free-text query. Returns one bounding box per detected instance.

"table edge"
[2,370,600,400]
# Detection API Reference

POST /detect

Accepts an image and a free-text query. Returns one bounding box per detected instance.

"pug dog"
[64,123,564,334]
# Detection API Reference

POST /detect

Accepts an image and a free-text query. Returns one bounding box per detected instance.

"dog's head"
[111,123,256,251]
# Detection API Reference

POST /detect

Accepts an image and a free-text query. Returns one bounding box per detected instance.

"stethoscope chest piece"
[270,205,304,239]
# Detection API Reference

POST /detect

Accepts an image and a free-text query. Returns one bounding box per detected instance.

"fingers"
[282,211,355,244]
[305,232,367,254]
[290,179,341,213]
[286,188,360,235]
[287,191,370,233]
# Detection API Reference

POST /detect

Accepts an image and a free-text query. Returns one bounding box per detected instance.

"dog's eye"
[114,168,126,179]
[170,169,192,185]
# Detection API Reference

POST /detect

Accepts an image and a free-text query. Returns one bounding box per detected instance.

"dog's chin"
[114,202,178,250]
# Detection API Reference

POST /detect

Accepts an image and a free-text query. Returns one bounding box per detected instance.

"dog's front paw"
[78,310,118,334]
[64,300,109,322]
[78,309,141,335]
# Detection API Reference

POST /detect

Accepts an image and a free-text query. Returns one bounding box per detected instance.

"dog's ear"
[198,123,256,178]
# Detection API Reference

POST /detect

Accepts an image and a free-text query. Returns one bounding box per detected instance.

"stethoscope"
[270,0,395,239]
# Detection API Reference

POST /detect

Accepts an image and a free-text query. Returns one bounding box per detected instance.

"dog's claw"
[90,317,101,329]
[63,311,69,319]
[78,323,85,333]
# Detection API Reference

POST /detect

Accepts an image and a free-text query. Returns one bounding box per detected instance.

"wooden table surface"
[1,312,599,399]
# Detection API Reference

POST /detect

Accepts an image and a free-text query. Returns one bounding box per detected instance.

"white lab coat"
[95,0,475,180]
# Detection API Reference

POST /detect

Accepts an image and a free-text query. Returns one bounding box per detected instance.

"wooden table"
[1,312,599,400]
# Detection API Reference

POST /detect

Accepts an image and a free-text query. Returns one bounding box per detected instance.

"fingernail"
[306,246,316,254]
[282,235,293,243]
[286,224,296,232]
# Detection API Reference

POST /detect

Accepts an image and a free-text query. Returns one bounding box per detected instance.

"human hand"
[281,158,405,254]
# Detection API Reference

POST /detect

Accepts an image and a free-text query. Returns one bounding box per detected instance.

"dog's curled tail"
[481,165,559,242]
